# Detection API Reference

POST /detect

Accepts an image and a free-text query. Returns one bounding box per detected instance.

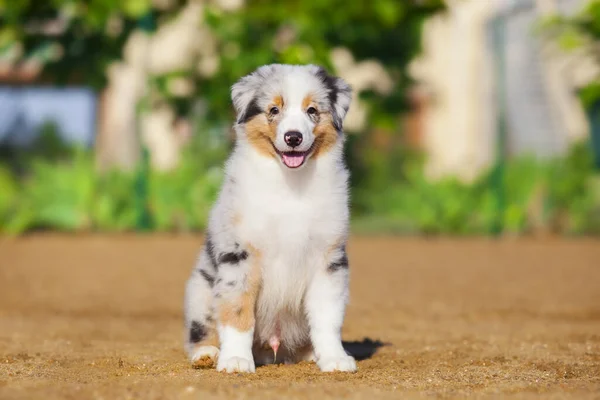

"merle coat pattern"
[183,64,355,373]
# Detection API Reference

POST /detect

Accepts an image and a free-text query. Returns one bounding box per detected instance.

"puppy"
[183,64,355,373]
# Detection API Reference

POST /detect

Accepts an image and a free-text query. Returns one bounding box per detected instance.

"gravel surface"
[1,235,599,399]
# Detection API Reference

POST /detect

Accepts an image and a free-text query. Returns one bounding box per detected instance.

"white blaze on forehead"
[282,70,317,106]
[283,68,330,108]
[266,68,323,152]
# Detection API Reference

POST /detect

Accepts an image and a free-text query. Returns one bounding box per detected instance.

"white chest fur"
[230,148,348,259]
[215,148,349,345]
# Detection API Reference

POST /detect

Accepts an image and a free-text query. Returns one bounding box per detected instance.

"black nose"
[284,131,303,148]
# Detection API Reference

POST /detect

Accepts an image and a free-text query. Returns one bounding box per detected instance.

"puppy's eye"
[306,107,317,115]
[269,107,279,116]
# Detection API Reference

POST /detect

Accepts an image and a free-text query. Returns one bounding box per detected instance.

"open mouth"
[280,151,309,168]
[271,142,315,169]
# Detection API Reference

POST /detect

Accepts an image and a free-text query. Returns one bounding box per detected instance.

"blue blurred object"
[0,86,97,147]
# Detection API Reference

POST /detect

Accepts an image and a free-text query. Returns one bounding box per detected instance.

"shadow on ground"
[343,338,389,361]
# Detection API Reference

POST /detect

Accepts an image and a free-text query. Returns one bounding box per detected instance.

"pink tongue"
[281,153,305,168]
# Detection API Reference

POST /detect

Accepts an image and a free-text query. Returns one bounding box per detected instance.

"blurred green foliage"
[201,0,444,124]
[537,0,600,169]
[352,142,600,235]
[1,0,444,118]
[0,130,225,234]
[2,1,600,236]
[0,0,158,87]
[1,135,599,236]
[0,0,446,219]
[537,0,600,108]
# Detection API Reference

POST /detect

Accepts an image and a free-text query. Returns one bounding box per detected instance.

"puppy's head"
[231,64,352,169]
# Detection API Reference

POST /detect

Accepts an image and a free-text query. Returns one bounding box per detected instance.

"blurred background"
[1,0,599,236]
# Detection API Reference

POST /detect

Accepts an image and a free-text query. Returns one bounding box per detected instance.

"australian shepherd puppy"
[183,64,355,373]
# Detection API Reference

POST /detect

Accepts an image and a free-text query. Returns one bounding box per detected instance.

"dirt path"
[0,235,599,399]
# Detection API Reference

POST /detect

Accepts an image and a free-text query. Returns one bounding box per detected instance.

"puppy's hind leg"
[184,250,219,368]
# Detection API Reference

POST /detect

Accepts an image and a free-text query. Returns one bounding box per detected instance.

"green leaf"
[123,0,151,18]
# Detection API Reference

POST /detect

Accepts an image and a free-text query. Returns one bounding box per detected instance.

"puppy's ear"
[231,65,273,125]
[313,66,352,132]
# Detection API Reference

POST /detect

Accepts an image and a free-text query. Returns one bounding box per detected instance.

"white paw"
[216,356,255,373]
[190,345,219,368]
[317,354,357,372]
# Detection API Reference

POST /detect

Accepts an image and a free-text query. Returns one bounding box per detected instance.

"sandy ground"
[0,235,599,399]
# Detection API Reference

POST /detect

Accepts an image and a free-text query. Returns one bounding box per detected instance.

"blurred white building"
[409,0,595,182]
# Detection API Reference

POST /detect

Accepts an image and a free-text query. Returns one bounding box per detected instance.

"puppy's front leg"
[305,245,357,372]
[215,246,261,373]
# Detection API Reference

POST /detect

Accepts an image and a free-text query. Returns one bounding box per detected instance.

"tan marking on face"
[273,95,284,109]
[302,94,314,110]
[311,112,339,158]
[232,213,241,227]
[245,115,277,158]
[245,96,284,159]
[218,245,262,332]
